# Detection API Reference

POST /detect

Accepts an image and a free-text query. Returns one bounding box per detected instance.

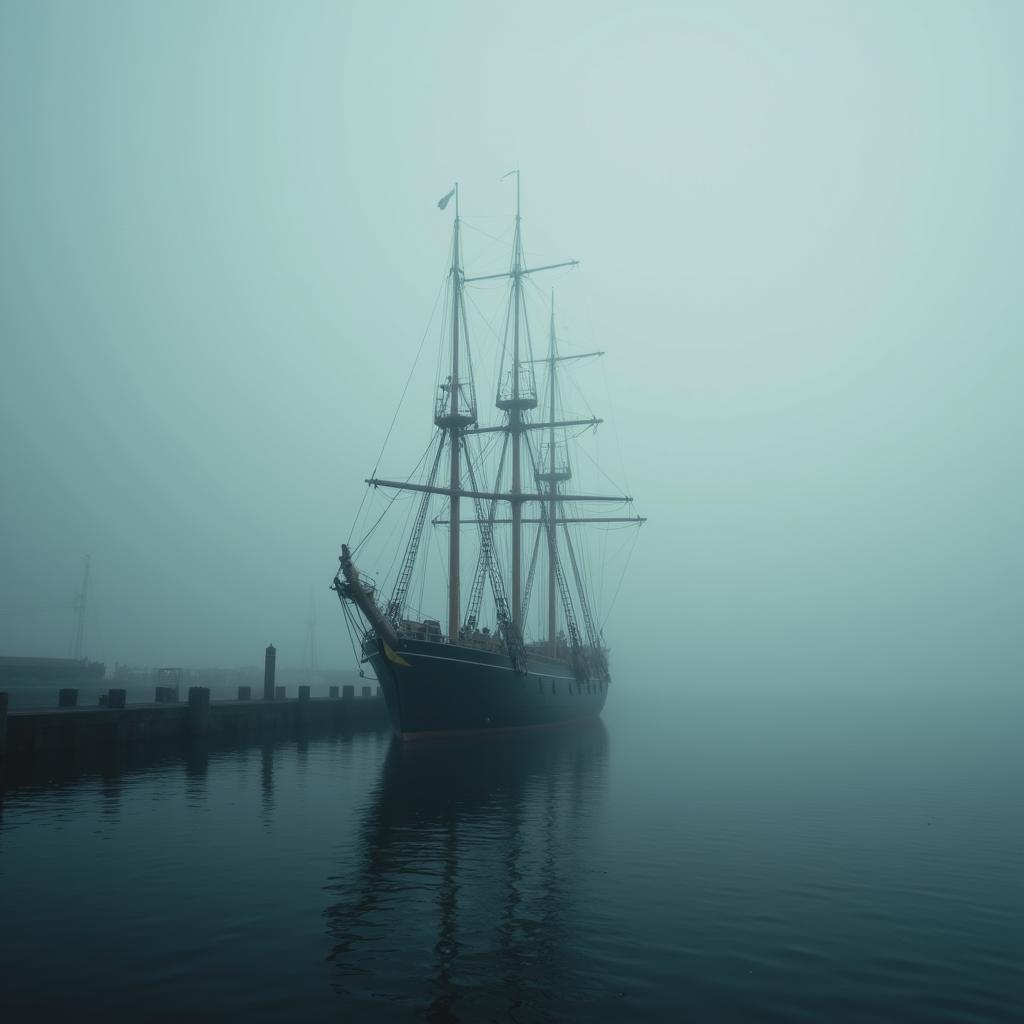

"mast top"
[502,168,520,222]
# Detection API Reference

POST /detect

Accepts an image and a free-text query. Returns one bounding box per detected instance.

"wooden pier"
[0,685,389,762]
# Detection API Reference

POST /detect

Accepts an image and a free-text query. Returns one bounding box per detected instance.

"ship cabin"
[398,618,443,642]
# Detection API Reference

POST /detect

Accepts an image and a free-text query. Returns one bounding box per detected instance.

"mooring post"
[342,684,354,701]
[361,686,371,698]
[274,686,285,701]
[298,685,310,701]
[59,688,79,708]
[238,686,252,701]
[0,692,8,759]
[263,644,276,701]
[108,688,127,709]
[329,685,339,699]
[188,686,211,737]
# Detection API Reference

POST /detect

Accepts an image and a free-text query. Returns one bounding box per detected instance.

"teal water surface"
[0,692,1020,1021]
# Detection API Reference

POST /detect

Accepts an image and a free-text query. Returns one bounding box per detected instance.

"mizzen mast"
[535,295,572,648]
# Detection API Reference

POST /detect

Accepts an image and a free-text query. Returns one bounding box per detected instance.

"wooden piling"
[263,645,276,701]
[188,686,211,737]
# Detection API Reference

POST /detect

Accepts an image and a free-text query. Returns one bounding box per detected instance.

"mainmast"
[486,172,574,631]
[433,183,475,641]
[509,174,525,631]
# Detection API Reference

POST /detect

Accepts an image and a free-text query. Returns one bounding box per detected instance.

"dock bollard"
[188,686,211,737]
[361,686,371,698]
[59,688,79,708]
[329,686,339,699]
[108,688,127,709]
[298,685,310,701]
[238,686,252,701]
[263,645,276,701]
[274,686,285,700]
[0,692,7,758]
[342,684,354,700]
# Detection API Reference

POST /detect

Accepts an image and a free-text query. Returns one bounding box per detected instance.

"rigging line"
[351,490,401,558]
[381,492,416,594]
[600,527,641,631]
[461,222,515,274]
[386,432,447,623]
[521,513,544,623]
[349,271,447,541]
[341,601,363,673]
[494,284,516,399]
[353,425,443,553]
[460,286,479,417]
[573,435,634,499]
[461,218,514,247]
[465,436,498,490]
[565,367,598,421]
[601,352,632,497]
[463,288,506,349]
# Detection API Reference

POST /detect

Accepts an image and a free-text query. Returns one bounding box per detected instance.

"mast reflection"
[326,722,609,1020]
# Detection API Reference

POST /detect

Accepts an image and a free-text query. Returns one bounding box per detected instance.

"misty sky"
[2,1,1021,693]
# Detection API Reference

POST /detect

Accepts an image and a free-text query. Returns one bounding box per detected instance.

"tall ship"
[333,176,643,739]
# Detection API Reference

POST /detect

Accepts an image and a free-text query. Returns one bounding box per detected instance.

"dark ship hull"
[362,634,608,740]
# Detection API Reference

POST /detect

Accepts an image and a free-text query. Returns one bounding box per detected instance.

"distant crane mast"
[72,554,90,661]
[302,589,320,680]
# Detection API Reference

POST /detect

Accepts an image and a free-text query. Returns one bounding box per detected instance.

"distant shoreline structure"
[0,655,105,684]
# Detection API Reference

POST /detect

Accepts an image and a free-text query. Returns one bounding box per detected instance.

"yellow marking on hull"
[382,642,411,667]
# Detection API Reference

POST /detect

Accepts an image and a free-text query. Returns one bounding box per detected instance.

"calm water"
[1,692,1021,1021]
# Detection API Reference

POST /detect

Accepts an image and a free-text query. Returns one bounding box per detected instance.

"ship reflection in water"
[325,722,610,1020]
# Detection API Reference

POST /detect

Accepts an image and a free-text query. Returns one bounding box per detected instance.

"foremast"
[432,184,476,640]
